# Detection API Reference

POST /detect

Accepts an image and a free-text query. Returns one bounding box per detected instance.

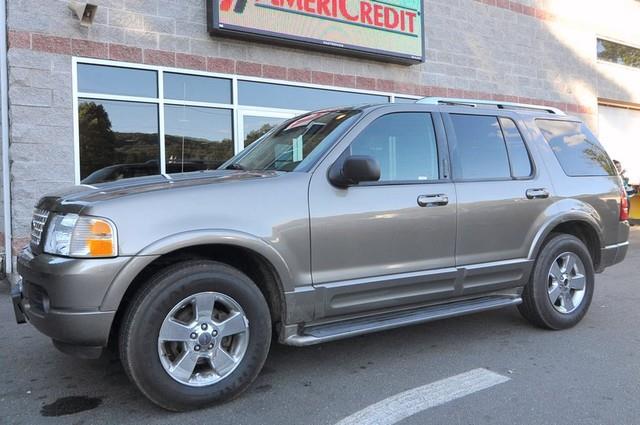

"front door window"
[349,112,439,182]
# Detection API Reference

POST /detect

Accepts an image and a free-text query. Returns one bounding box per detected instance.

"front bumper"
[14,248,130,354]
[11,281,27,324]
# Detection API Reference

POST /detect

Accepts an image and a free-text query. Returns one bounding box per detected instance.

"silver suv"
[12,98,630,411]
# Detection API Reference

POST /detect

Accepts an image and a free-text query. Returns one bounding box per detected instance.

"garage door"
[598,104,640,185]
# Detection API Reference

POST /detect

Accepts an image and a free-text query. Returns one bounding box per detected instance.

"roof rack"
[416,97,566,115]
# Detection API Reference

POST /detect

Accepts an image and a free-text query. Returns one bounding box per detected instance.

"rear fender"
[527,199,604,261]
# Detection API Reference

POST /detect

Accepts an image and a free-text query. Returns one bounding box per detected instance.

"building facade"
[1,0,640,274]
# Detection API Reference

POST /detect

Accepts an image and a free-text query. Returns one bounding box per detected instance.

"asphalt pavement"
[1,228,639,425]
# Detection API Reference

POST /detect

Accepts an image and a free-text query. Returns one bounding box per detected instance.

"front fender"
[99,229,293,311]
[527,199,604,260]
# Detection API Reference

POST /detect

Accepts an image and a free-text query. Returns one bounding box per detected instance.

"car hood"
[37,170,281,213]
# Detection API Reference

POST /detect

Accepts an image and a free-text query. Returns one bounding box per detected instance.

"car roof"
[304,99,578,122]
[348,98,579,121]
[416,97,566,115]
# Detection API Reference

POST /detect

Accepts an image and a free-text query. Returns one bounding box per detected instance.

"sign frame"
[206,0,425,65]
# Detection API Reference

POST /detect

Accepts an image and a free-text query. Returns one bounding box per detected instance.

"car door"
[442,110,554,295]
[308,106,458,318]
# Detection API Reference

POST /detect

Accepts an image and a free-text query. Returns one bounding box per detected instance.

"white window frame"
[596,36,640,70]
[72,57,422,184]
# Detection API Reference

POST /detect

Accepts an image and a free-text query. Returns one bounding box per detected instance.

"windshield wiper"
[225,163,246,171]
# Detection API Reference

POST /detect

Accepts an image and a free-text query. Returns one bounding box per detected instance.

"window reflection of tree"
[79,101,116,179]
[598,39,640,68]
[164,106,234,173]
[165,134,233,172]
[583,146,616,175]
[540,121,616,176]
[561,132,616,176]
[78,101,159,180]
[244,124,275,148]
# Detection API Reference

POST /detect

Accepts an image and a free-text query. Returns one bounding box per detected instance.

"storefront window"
[238,81,389,110]
[76,61,416,184]
[78,64,157,98]
[164,106,234,172]
[164,73,232,104]
[79,99,160,184]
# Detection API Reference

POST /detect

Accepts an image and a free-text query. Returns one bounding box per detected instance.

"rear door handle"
[418,194,449,207]
[526,188,550,199]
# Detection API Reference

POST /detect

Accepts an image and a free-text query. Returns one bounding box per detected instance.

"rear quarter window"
[536,119,616,177]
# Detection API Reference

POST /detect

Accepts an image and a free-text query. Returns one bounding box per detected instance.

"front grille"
[30,208,49,248]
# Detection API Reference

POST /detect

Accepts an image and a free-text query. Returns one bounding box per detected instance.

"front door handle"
[418,194,449,207]
[526,188,550,199]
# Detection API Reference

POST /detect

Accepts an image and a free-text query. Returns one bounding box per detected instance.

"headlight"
[44,214,118,258]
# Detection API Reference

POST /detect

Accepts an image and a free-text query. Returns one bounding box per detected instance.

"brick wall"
[3,0,640,253]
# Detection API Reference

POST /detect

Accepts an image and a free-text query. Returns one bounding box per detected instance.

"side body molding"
[100,229,294,312]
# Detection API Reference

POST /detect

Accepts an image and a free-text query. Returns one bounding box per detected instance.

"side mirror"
[329,155,381,188]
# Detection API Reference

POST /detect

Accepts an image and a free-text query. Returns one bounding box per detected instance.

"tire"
[119,260,272,411]
[518,234,595,330]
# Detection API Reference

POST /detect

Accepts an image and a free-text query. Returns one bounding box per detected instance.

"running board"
[284,296,522,346]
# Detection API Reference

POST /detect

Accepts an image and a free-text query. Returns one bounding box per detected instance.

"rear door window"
[536,119,616,176]
[499,117,533,178]
[448,114,512,180]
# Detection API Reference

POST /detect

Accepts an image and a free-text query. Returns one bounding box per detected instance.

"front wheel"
[119,260,271,411]
[518,234,595,330]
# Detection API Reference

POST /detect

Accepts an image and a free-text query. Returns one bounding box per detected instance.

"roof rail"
[416,97,566,115]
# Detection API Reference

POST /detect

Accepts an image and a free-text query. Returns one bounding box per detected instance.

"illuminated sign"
[207,0,424,64]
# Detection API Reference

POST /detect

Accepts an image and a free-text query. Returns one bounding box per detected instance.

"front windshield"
[223,109,361,172]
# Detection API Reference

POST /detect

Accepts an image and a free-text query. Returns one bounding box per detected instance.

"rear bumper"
[15,248,127,356]
[599,241,629,272]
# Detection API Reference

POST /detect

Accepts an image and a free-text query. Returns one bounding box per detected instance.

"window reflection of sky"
[538,119,615,176]
[78,64,157,97]
[165,106,232,142]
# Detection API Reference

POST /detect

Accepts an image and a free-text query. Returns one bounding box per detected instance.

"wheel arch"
[102,231,292,346]
[528,213,603,271]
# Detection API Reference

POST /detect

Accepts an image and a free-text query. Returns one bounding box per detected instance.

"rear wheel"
[119,260,271,411]
[518,234,595,329]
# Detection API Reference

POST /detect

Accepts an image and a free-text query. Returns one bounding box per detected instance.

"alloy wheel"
[547,252,587,314]
[157,292,249,387]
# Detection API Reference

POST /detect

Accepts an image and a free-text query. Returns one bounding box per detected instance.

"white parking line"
[335,368,510,425]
